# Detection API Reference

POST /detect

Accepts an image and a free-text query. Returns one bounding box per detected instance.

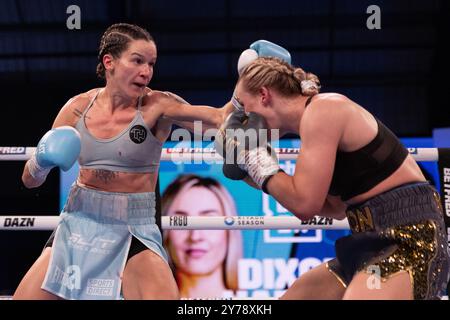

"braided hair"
[239,57,321,97]
[96,23,154,79]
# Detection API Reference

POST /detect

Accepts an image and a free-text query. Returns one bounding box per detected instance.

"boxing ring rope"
[1,146,449,300]
[0,146,441,162]
[0,215,350,231]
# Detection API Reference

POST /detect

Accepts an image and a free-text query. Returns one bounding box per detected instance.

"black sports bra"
[304,97,408,201]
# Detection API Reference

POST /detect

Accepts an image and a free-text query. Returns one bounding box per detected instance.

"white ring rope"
[0,147,443,162]
[0,215,349,231]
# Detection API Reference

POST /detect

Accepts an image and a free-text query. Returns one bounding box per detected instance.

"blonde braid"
[240,57,320,97]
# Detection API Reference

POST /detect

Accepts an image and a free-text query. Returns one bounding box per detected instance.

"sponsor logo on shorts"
[0,147,25,155]
[346,206,375,232]
[86,278,114,297]
[67,233,116,255]
[129,125,147,144]
[2,217,35,227]
[50,265,81,291]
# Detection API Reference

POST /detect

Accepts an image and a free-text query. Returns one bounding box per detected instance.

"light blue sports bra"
[76,89,162,173]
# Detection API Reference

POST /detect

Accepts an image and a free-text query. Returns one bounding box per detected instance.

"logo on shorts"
[50,265,81,290]
[67,233,116,255]
[129,125,147,144]
[224,217,235,226]
[86,278,114,297]
[346,206,375,232]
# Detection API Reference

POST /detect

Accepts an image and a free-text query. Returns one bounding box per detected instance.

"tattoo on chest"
[93,170,117,184]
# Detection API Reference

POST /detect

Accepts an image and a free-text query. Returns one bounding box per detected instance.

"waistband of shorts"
[62,183,156,224]
[345,182,443,232]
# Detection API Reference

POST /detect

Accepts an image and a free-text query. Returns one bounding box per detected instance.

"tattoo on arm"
[73,108,90,119]
[94,170,118,184]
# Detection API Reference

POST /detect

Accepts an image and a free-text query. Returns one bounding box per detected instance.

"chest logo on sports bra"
[129,125,147,144]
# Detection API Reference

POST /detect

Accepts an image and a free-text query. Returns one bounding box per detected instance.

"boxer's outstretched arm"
[154,92,223,128]
[172,101,234,133]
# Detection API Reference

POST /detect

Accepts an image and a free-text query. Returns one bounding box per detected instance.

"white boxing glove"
[237,40,292,75]
[237,49,259,75]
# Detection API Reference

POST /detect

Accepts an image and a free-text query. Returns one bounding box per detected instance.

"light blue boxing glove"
[28,126,81,182]
[233,40,292,112]
[237,40,292,75]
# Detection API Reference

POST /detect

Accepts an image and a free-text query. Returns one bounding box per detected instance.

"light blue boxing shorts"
[41,183,168,300]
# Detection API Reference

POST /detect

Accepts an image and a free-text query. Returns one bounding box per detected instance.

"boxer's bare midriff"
[346,155,427,205]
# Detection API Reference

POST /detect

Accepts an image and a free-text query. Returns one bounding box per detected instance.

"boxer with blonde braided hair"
[217,56,449,300]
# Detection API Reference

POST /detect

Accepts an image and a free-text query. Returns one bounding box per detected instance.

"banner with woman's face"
[158,139,350,299]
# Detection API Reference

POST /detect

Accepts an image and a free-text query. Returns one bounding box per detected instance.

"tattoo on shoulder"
[94,170,118,184]
[73,108,90,119]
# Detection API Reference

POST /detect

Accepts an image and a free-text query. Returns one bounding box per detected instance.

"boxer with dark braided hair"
[15,23,234,300]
